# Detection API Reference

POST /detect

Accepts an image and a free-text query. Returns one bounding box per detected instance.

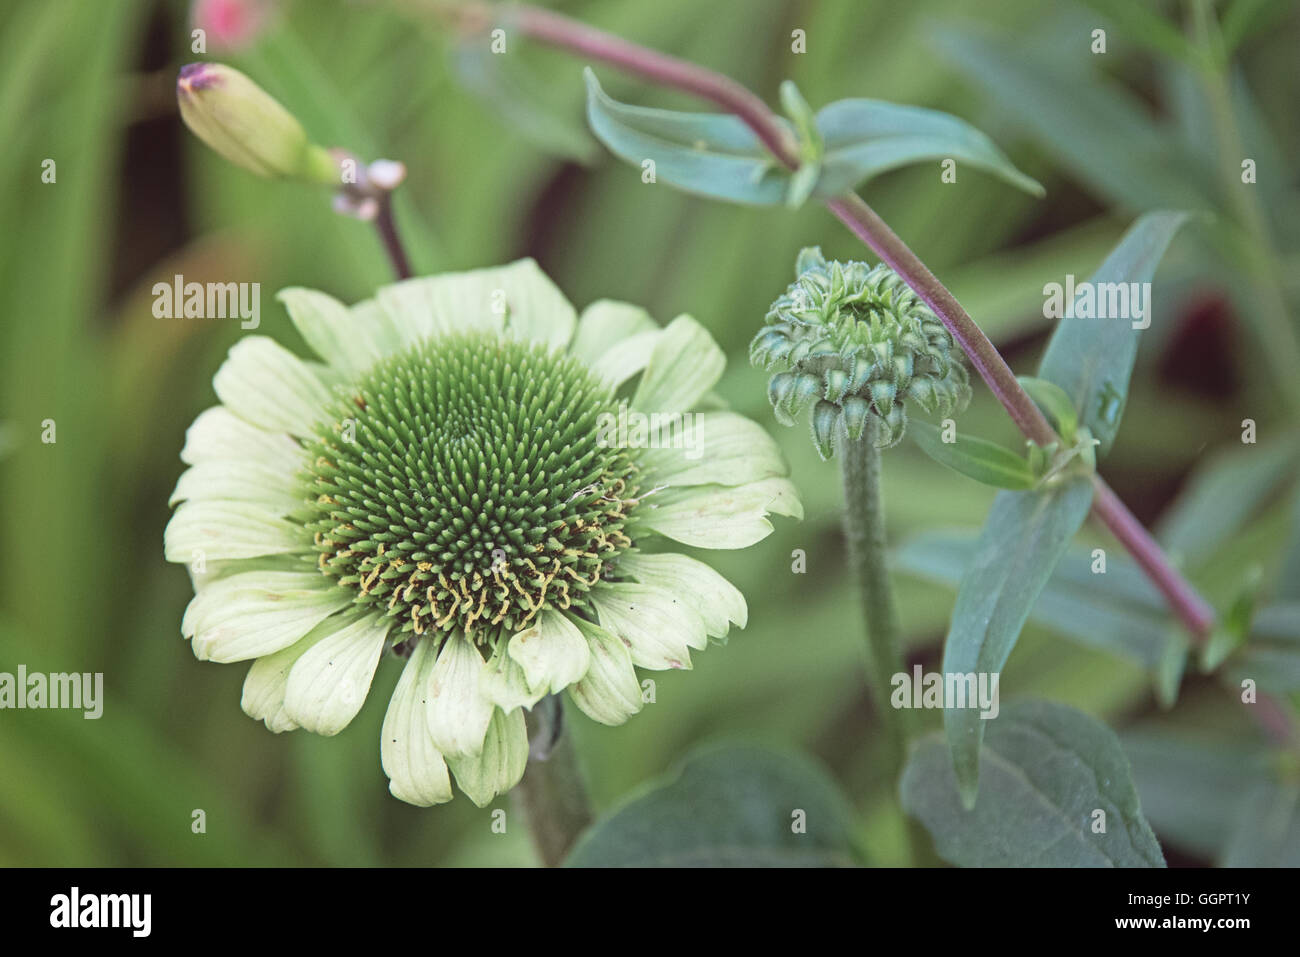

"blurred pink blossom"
[190,0,275,52]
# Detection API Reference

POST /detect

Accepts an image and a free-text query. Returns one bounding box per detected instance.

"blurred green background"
[1,0,1297,867]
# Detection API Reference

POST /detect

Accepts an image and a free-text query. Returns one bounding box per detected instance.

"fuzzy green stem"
[515,700,594,867]
[839,419,909,766]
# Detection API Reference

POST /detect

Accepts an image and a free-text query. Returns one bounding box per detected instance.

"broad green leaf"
[565,744,859,867]
[1220,779,1300,867]
[584,69,791,206]
[1155,436,1300,566]
[451,42,599,164]
[1037,211,1191,457]
[901,699,1166,867]
[909,419,1037,490]
[1017,376,1079,442]
[1124,728,1272,860]
[897,536,1179,672]
[941,478,1095,806]
[812,98,1045,198]
[1074,0,1204,66]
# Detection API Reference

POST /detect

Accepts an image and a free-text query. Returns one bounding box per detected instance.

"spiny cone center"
[301,333,639,645]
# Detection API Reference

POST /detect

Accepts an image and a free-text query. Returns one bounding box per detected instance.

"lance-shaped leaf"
[1155,435,1300,567]
[940,477,1095,807]
[909,419,1037,490]
[813,98,1045,198]
[584,70,1044,207]
[1037,211,1191,458]
[897,535,1181,672]
[902,699,1166,867]
[584,69,791,206]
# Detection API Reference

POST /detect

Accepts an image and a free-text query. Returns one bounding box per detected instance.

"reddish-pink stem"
[453,2,1216,641]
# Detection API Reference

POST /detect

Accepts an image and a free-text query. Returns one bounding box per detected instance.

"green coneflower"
[164,259,801,806]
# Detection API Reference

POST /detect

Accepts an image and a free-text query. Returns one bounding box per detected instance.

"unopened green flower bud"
[751,247,972,457]
[177,62,339,184]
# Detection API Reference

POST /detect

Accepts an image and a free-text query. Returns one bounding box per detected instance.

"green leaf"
[1074,0,1205,66]
[565,744,860,867]
[813,97,1044,198]
[1278,486,1300,602]
[1221,0,1296,55]
[901,699,1166,867]
[897,536,1180,672]
[909,419,1037,490]
[451,42,599,164]
[1017,376,1079,442]
[1124,728,1272,860]
[1037,211,1191,458]
[1200,565,1263,672]
[1226,601,1300,693]
[1220,779,1300,867]
[932,26,1209,213]
[941,478,1095,807]
[1156,437,1300,568]
[583,69,791,206]
[583,70,1044,207]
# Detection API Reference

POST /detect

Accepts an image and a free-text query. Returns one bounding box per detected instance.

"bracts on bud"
[752,247,972,458]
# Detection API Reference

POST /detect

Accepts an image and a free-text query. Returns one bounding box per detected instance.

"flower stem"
[515,698,593,867]
[839,419,908,768]
[438,0,1216,642]
[375,195,413,280]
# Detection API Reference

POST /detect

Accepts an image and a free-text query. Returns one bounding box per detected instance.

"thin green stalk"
[839,418,909,768]
[515,699,593,867]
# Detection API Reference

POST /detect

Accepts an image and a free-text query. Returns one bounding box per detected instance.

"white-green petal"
[588,330,661,389]
[283,612,388,735]
[347,298,404,363]
[479,643,542,712]
[617,551,747,638]
[169,460,301,511]
[180,406,304,472]
[571,300,660,385]
[571,299,658,363]
[279,287,389,376]
[567,616,642,726]
[377,259,575,351]
[212,336,334,437]
[446,706,528,808]
[636,476,803,549]
[507,608,591,696]
[639,411,788,488]
[426,634,495,757]
[164,500,304,563]
[589,583,707,670]
[240,627,333,733]
[631,314,725,414]
[382,639,454,806]
[182,570,353,663]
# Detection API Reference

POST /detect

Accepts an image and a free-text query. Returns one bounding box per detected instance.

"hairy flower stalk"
[753,249,971,782]
[164,260,801,817]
